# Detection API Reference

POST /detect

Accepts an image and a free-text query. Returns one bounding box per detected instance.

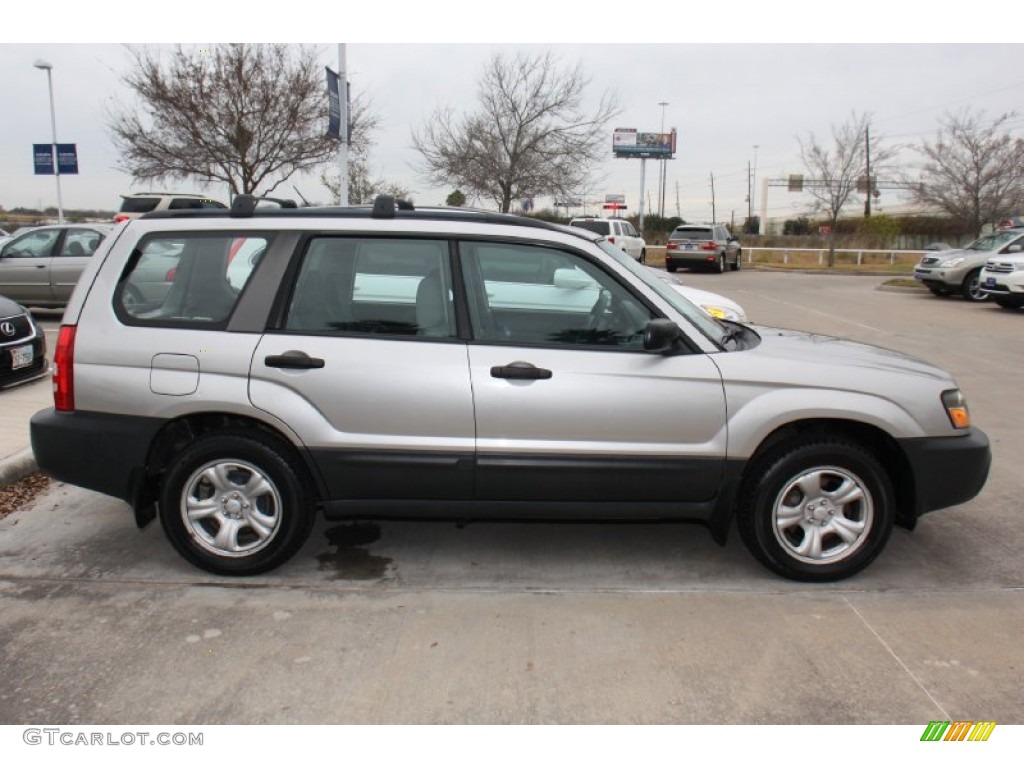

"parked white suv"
[979,253,1024,309]
[568,217,646,262]
[30,195,990,582]
[114,192,227,223]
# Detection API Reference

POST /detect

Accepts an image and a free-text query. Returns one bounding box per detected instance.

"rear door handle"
[265,351,325,369]
[490,361,552,380]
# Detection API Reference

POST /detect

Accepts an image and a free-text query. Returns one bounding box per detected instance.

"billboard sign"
[613,128,676,158]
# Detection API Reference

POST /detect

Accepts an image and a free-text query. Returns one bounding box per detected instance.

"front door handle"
[265,351,325,369]
[490,361,552,380]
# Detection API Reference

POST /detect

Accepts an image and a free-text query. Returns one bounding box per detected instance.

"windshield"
[967,231,1024,251]
[570,220,612,236]
[596,240,729,348]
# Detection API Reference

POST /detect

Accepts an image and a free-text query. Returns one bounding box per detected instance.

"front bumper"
[913,263,970,288]
[898,428,991,519]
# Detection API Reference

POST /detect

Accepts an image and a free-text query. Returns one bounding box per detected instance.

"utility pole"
[658,101,669,217]
[864,125,871,218]
[337,44,349,206]
[675,181,681,218]
[709,172,716,223]
[746,160,752,222]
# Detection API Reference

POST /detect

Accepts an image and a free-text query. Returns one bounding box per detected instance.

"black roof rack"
[140,194,591,241]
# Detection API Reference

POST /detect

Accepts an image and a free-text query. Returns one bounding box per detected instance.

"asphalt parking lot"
[0,271,1021,725]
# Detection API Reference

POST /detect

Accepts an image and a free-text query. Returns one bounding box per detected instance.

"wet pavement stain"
[317,523,392,580]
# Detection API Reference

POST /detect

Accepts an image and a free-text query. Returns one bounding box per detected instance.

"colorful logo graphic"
[920,721,996,742]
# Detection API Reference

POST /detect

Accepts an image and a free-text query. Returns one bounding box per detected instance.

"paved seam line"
[745,292,893,335]
[843,596,950,720]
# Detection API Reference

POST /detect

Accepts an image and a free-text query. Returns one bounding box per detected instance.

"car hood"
[730,325,953,386]
[0,294,26,318]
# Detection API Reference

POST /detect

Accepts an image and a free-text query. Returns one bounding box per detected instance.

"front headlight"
[939,257,966,268]
[942,389,971,429]
[701,304,745,323]
[1013,263,1024,272]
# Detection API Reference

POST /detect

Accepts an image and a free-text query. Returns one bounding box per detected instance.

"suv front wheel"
[737,437,895,581]
[961,269,988,302]
[159,431,315,575]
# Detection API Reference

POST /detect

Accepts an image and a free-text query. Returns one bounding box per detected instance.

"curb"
[0,448,38,487]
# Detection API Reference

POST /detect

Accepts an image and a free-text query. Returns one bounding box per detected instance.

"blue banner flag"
[326,67,341,140]
[33,144,54,175]
[56,144,78,174]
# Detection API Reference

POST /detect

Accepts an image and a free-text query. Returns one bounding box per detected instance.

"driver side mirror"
[643,319,684,354]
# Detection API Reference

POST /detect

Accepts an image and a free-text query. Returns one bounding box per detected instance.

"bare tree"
[412,51,618,213]
[108,44,341,196]
[910,110,1024,236]
[799,112,895,266]
[319,93,411,204]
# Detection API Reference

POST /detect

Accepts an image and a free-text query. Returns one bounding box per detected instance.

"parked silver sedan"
[0,224,113,308]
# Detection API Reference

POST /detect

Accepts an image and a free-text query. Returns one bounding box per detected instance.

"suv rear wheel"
[737,437,894,581]
[159,431,315,575]
[715,253,726,273]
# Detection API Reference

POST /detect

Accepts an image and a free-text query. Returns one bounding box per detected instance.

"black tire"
[736,437,894,582]
[731,250,742,271]
[666,263,678,273]
[961,269,988,302]
[994,296,1023,309]
[715,253,726,273]
[159,431,315,575]
[638,249,646,265]
[927,285,953,297]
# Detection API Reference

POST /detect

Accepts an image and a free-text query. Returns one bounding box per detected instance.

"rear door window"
[285,237,455,338]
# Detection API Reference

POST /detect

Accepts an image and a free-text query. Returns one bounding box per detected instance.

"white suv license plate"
[11,344,34,370]
[985,277,997,287]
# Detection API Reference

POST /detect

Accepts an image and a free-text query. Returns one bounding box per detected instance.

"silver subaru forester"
[30,196,990,581]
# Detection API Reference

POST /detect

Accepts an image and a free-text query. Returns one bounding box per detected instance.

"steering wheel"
[587,289,612,331]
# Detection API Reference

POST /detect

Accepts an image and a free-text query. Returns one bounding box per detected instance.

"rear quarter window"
[119,197,159,214]
[115,233,270,327]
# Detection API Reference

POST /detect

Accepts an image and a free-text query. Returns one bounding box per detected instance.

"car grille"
[984,261,1014,273]
[0,313,34,345]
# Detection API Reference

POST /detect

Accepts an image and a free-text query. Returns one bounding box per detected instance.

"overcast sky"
[4,5,1023,224]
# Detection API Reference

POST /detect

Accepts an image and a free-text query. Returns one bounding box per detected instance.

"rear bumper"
[898,428,991,518]
[30,408,165,504]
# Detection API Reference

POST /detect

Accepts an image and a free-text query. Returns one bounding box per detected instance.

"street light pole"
[34,59,64,224]
[751,144,760,234]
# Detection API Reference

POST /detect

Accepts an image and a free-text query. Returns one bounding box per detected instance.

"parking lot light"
[33,58,65,225]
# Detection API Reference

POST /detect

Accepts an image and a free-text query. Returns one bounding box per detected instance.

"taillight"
[667,242,677,251]
[608,236,616,244]
[53,325,76,412]
[113,214,130,223]
[701,242,717,251]
[165,267,177,281]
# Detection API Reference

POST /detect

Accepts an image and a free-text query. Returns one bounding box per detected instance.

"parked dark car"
[0,294,47,388]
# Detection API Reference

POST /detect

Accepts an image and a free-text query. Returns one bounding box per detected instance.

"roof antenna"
[292,185,312,207]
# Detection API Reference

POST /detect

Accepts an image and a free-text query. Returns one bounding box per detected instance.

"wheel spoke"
[213,518,243,552]
[186,497,220,521]
[794,524,825,560]
[241,474,274,499]
[796,471,825,498]
[244,513,275,542]
[826,477,864,508]
[829,515,865,545]
[200,463,236,494]
[776,504,804,529]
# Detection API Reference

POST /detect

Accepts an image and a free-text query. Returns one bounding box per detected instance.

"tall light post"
[658,101,669,217]
[34,59,64,224]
